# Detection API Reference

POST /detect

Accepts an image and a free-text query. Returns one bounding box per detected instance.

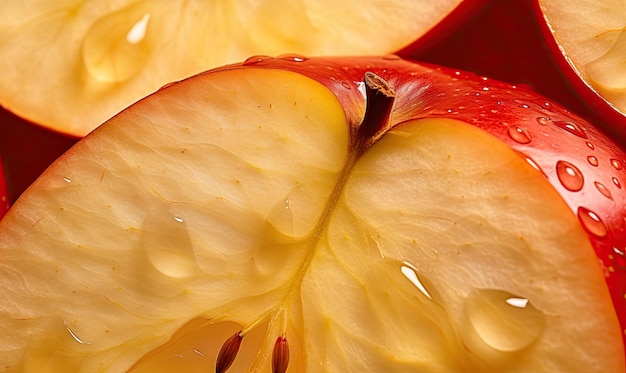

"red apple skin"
[531,0,626,148]
[0,107,78,206]
[398,0,491,54]
[0,155,9,218]
[210,55,626,347]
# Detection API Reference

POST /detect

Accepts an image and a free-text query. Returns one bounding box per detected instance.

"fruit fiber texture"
[0,56,624,372]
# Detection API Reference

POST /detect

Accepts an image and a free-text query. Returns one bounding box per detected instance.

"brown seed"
[215,331,242,373]
[272,335,290,373]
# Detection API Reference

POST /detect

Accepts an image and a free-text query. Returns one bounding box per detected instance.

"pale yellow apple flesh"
[0,0,462,136]
[537,0,626,113]
[0,69,622,372]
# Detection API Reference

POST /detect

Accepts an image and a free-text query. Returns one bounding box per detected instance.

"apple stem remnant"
[356,72,396,152]
[215,331,242,373]
[272,335,290,373]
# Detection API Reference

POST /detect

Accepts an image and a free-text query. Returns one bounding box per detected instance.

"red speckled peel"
[206,55,626,343]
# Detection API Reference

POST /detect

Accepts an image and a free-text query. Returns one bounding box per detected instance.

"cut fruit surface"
[535,0,626,141]
[0,63,623,372]
[0,0,468,137]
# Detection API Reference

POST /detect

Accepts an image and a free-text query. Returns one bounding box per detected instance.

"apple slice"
[0,0,483,138]
[534,0,626,144]
[0,57,624,372]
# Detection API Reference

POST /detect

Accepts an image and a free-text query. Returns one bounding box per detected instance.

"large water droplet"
[577,207,608,237]
[142,204,199,278]
[243,55,273,66]
[556,160,584,191]
[81,2,154,83]
[552,121,588,138]
[464,289,546,352]
[595,181,613,200]
[507,126,531,144]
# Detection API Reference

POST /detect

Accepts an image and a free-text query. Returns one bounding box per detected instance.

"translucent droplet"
[341,81,352,90]
[577,207,608,237]
[243,55,273,66]
[556,160,584,191]
[520,104,530,109]
[587,156,599,167]
[536,117,550,126]
[611,159,623,170]
[63,177,72,183]
[507,126,531,144]
[64,320,91,345]
[586,141,595,150]
[382,54,401,60]
[400,262,433,300]
[464,289,546,352]
[612,247,626,269]
[523,156,546,177]
[595,182,613,200]
[142,205,199,278]
[613,177,622,188]
[81,2,154,83]
[277,53,308,62]
[552,121,588,139]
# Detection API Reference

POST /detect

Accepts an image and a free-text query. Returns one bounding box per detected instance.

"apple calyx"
[356,72,396,152]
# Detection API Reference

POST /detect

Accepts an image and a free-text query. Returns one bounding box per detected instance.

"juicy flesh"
[538,0,626,112]
[0,69,622,372]
[0,0,461,136]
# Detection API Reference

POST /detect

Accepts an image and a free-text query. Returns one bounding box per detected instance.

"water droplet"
[586,142,595,150]
[81,2,154,83]
[577,207,608,237]
[587,156,599,166]
[277,53,308,62]
[520,104,530,109]
[63,177,72,183]
[614,177,622,188]
[382,54,401,60]
[64,320,92,345]
[243,55,273,65]
[552,121,588,138]
[544,101,552,108]
[507,126,531,144]
[595,182,613,200]
[612,247,626,269]
[536,117,550,126]
[126,13,150,44]
[158,81,178,91]
[400,262,433,300]
[482,86,490,91]
[464,289,546,352]
[611,159,623,170]
[341,81,352,90]
[556,160,584,191]
[523,156,546,177]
